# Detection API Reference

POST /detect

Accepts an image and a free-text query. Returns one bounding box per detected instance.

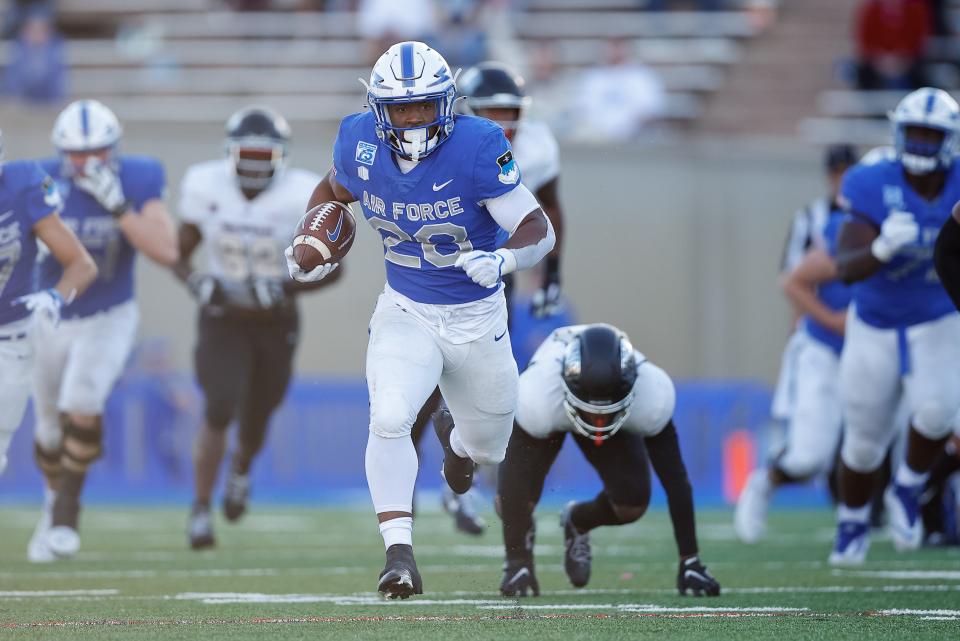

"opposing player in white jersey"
[497,324,720,597]
[287,41,555,598]
[0,135,96,476]
[407,61,569,536]
[830,88,960,564]
[173,107,341,549]
[28,100,178,562]
[735,146,855,543]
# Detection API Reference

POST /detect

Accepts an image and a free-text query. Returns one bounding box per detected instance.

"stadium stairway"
[695,0,853,139]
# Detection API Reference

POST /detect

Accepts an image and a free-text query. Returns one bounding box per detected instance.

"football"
[292,201,356,271]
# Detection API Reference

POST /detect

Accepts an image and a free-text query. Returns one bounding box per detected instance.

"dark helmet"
[459,61,529,111]
[561,324,638,442]
[824,144,857,173]
[224,106,291,192]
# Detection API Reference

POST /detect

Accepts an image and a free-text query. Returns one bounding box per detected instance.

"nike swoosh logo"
[509,568,529,582]
[0,210,13,223]
[432,179,453,191]
[326,213,343,242]
[494,330,506,342]
[684,570,707,582]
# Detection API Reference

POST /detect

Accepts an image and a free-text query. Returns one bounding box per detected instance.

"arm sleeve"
[644,421,699,557]
[935,214,960,311]
[474,130,521,201]
[485,183,540,234]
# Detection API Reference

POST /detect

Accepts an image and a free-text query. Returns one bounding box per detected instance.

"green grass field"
[1,504,959,640]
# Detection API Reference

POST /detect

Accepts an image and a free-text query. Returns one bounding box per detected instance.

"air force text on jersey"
[362,190,465,222]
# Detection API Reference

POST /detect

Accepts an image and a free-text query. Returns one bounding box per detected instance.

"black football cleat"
[442,488,486,536]
[188,502,216,550]
[500,558,540,597]
[560,501,592,588]
[223,471,250,522]
[377,544,423,600]
[433,409,474,495]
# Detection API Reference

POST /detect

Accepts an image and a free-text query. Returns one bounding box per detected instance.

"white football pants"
[32,301,138,451]
[840,307,960,473]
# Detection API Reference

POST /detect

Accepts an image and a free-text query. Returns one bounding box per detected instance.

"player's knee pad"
[369,400,417,439]
[610,502,648,524]
[911,401,958,441]
[60,414,103,473]
[840,431,886,474]
[776,449,829,481]
[34,442,62,480]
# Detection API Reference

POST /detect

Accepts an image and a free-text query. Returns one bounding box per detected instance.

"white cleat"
[734,469,772,544]
[46,525,81,559]
[885,484,924,552]
[828,520,870,566]
[27,490,57,563]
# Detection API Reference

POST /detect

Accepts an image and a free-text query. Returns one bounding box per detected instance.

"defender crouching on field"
[496,324,720,597]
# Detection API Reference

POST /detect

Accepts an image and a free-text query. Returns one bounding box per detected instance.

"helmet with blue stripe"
[889,87,960,175]
[51,100,122,175]
[363,41,457,160]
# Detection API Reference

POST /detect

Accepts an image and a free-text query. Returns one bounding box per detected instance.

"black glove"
[500,558,540,597]
[677,556,720,597]
[530,256,561,318]
[250,277,287,309]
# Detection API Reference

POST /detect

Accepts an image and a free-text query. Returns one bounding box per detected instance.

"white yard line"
[0,590,118,597]
[834,570,960,580]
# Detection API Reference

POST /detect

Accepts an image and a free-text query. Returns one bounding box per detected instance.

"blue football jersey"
[333,112,520,304]
[0,160,62,325]
[801,208,852,354]
[840,157,959,328]
[36,155,165,319]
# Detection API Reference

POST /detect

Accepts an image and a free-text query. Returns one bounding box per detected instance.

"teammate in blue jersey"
[829,88,960,565]
[27,100,179,563]
[286,41,555,598]
[736,184,853,543]
[0,140,96,479]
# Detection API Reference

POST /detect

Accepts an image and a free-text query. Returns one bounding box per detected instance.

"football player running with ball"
[173,107,341,549]
[0,136,97,478]
[830,88,960,564]
[28,100,178,562]
[496,324,720,597]
[287,41,555,598]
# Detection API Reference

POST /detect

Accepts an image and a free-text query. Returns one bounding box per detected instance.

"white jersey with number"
[178,159,320,307]
[511,119,560,194]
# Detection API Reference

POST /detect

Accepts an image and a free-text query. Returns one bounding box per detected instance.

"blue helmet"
[362,41,457,161]
[889,87,960,175]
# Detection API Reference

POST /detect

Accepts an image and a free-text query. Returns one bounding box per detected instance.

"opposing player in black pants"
[173,107,342,548]
[496,324,720,596]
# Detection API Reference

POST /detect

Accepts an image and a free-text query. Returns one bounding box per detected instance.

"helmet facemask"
[895,124,955,175]
[367,88,456,161]
[227,136,286,193]
[561,326,638,444]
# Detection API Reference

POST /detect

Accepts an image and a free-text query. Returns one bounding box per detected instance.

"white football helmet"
[889,87,960,175]
[51,100,122,153]
[362,41,457,160]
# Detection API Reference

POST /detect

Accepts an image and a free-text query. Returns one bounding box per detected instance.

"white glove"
[284,245,338,283]
[871,210,919,262]
[75,157,128,217]
[13,288,64,327]
[531,282,562,318]
[454,248,518,289]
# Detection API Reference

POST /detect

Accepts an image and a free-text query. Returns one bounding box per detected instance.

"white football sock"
[837,503,870,523]
[379,516,413,549]
[449,427,469,459]
[365,431,418,515]
[895,463,929,488]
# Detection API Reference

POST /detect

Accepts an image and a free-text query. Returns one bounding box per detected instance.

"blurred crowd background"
[3,0,958,381]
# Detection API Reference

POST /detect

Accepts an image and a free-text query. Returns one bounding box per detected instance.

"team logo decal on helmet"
[362,41,458,161]
[561,324,639,443]
[889,87,960,175]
